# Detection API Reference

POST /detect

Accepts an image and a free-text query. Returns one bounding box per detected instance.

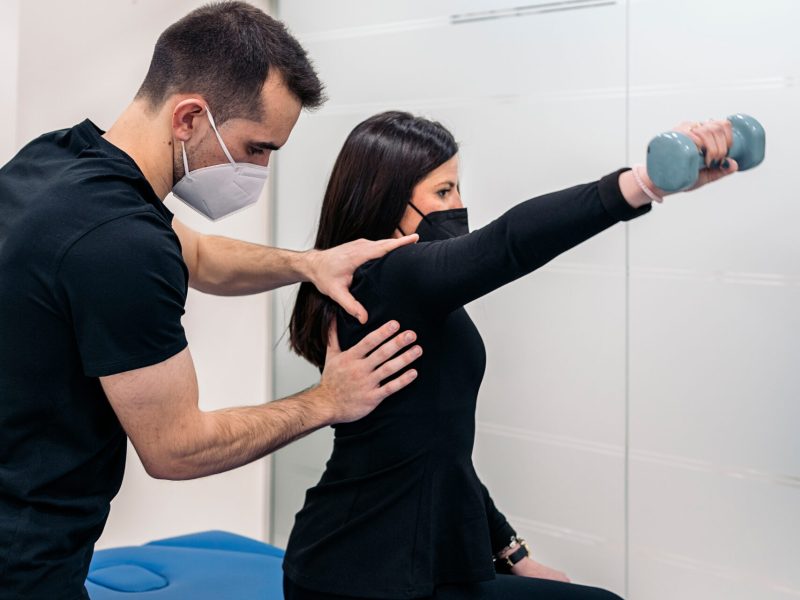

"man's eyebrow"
[251,141,281,151]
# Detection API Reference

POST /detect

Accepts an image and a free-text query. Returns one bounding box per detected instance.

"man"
[0,3,421,598]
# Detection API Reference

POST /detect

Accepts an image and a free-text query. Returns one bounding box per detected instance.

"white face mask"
[171,107,269,221]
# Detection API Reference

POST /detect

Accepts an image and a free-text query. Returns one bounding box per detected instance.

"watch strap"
[493,537,530,573]
[505,543,528,566]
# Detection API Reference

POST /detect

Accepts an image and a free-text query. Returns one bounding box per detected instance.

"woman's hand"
[510,556,571,582]
[621,119,739,208]
[670,119,739,191]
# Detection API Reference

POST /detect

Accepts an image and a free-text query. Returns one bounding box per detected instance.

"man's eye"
[248,146,265,156]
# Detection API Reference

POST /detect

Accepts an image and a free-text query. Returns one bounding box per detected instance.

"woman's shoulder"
[354,242,427,281]
[350,243,437,316]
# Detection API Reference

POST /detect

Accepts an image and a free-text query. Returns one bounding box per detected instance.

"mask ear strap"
[180,142,190,176]
[396,225,407,236]
[205,106,236,164]
[408,202,426,219]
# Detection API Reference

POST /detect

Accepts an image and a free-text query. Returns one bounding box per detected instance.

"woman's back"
[284,247,502,598]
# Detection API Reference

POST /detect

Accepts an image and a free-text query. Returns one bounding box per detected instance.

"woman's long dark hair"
[289,111,458,368]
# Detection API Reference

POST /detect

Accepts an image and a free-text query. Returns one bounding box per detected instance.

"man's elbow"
[138,449,202,481]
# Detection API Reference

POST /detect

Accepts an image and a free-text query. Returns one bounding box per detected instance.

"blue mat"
[87,530,285,598]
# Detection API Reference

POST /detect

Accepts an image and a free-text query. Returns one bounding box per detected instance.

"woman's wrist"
[494,536,531,573]
[618,167,669,209]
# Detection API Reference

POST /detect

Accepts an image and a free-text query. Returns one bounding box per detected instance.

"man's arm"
[172,219,418,323]
[101,320,421,480]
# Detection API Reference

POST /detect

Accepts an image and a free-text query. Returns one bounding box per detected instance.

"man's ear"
[172,99,206,143]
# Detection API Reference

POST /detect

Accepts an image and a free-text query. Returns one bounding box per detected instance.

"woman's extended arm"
[368,169,645,314]
[366,118,737,314]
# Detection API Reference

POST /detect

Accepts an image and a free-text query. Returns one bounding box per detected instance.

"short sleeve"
[57,211,189,377]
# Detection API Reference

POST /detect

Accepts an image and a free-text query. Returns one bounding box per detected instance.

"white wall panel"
[0,0,19,164]
[629,461,800,600]
[629,278,800,471]
[628,0,800,597]
[475,429,625,592]
[293,4,625,108]
[628,0,799,87]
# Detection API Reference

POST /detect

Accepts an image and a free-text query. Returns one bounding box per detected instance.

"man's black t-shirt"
[0,120,188,599]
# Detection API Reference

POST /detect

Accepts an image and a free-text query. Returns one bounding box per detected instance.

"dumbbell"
[646,114,765,192]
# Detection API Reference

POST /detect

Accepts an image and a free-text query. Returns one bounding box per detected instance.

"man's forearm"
[192,234,312,295]
[154,386,334,480]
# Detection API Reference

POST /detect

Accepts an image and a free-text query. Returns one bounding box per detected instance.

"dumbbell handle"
[647,114,765,192]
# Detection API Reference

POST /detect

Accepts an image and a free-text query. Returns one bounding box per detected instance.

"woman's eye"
[436,188,449,198]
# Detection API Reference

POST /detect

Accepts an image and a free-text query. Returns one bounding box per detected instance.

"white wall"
[270,1,800,598]
[0,0,19,164]
[12,0,275,548]
[626,1,800,598]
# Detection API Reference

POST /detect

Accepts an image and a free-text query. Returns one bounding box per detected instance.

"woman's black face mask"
[404,203,470,242]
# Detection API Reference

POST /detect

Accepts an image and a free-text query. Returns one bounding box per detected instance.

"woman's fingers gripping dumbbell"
[675,119,732,168]
[691,156,738,191]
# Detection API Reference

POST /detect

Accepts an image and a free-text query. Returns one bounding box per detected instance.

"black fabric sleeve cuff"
[598,167,652,222]
[490,520,518,555]
[85,339,188,378]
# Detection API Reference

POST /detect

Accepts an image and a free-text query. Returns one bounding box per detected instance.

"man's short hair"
[136,1,325,123]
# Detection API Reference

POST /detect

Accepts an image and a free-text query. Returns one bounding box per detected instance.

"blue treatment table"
[86,530,285,599]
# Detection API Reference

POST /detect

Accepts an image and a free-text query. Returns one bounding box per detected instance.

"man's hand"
[101,320,422,480]
[316,320,421,423]
[511,556,571,582]
[304,235,419,324]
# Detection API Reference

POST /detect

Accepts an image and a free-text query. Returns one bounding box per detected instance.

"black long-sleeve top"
[283,170,649,599]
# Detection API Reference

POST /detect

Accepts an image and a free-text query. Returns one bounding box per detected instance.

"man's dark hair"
[136,1,325,123]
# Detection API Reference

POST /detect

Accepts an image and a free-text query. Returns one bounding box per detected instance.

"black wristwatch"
[493,536,531,573]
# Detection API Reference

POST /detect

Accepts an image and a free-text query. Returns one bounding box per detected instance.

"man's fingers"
[330,287,368,324]
[383,233,419,250]
[366,330,417,369]
[374,345,422,382]
[350,320,402,357]
[363,234,419,260]
[374,368,418,401]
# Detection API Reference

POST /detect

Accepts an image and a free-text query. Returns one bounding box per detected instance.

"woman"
[285,112,736,599]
